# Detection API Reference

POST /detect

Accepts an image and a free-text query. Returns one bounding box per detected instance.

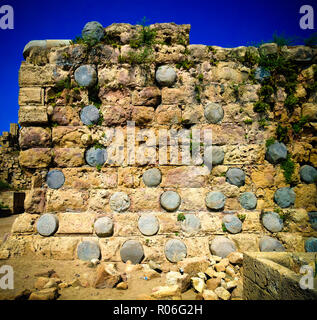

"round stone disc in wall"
[85,147,107,167]
[204,103,224,124]
[305,237,317,252]
[82,21,105,42]
[205,191,226,210]
[265,142,287,164]
[94,217,114,237]
[226,168,245,187]
[204,146,225,166]
[165,239,187,263]
[274,187,295,208]
[138,214,159,236]
[262,211,284,233]
[74,65,97,88]
[308,212,317,231]
[300,165,317,184]
[46,170,65,189]
[222,215,242,234]
[155,65,177,86]
[142,168,162,187]
[181,214,201,234]
[259,236,285,252]
[36,214,59,236]
[120,240,144,264]
[80,105,100,125]
[110,192,130,212]
[160,191,181,212]
[239,192,257,210]
[77,241,101,261]
[209,236,237,258]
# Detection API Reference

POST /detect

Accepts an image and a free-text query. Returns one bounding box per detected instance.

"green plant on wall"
[280,154,295,184]
[0,180,11,191]
[177,212,186,222]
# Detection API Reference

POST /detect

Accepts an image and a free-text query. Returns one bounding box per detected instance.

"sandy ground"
[0,213,16,241]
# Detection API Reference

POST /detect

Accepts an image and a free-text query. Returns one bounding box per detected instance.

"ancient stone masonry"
[1,21,317,263]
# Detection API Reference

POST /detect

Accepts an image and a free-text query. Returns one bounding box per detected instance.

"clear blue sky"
[0,0,315,134]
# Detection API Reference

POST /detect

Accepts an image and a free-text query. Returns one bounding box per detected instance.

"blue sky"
[0,0,315,134]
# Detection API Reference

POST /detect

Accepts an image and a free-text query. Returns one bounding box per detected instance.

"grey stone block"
[181,214,201,234]
[110,192,130,212]
[80,105,100,125]
[239,192,257,210]
[266,142,287,164]
[209,236,237,258]
[138,214,159,236]
[160,191,181,212]
[223,214,242,234]
[204,102,224,124]
[46,170,65,189]
[74,65,97,87]
[85,147,107,167]
[155,65,177,86]
[204,146,224,166]
[77,241,101,261]
[308,212,317,231]
[120,240,144,264]
[262,211,284,233]
[305,237,317,252]
[274,187,296,208]
[82,21,105,42]
[142,168,162,187]
[254,67,271,82]
[94,217,114,237]
[259,236,285,252]
[300,165,317,184]
[226,168,245,187]
[205,191,226,210]
[165,239,187,263]
[36,214,59,237]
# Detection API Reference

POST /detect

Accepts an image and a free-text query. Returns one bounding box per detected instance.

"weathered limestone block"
[46,189,89,212]
[99,87,131,105]
[154,45,186,63]
[112,212,139,236]
[187,45,210,61]
[161,166,207,188]
[19,148,52,168]
[178,188,206,212]
[156,105,182,124]
[19,62,69,87]
[212,63,246,83]
[302,103,317,121]
[51,106,82,126]
[19,87,44,105]
[19,127,51,149]
[101,105,132,126]
[281,45,313,62]
[228,234,259,252]
[88,189,111,212]
[294,184,317,210]
[12,213,39,233]
[57,212,95,234]
[132,87,161,106]
[118,167,140,188]
[151,23,190,46]
[63,168,117,189]
[53,148,85,167]
[181,104,204,124]
[161,88,186,105]
[251,165,275,188]
[52,126,89,147]
[19,106,48,125]
[24,189,46,214]
[130,188,162,212]
[223,144,264,164]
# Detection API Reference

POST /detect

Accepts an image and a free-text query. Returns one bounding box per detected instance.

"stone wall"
[1,22,317,263]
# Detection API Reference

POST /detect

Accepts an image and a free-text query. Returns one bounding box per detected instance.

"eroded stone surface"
[155,65,177,86]
[181,214,201,234]
[94,217,114,237]
[210,236,237,258]
[77,241,101,261]
[223,215,242,234]
[259,236,285,252]
[85,147,107,167]
[262,211,284,233]
[160,191,181,212]
[46,170,65,189]
[226,168,245,187]
[80,105,100,125]
[82,21,105,42]
[204,103,224,124]
[74,65,97,87]
[142,168,162,187]
[138,214,159,236]
[205,192,226,210]
[266,142,287,164]
[36,214,59,236]
[120,240,144,264]
[239,192,257,210]
[274,187,296,208]
[165,239,187,263]
[110,192,130,212]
